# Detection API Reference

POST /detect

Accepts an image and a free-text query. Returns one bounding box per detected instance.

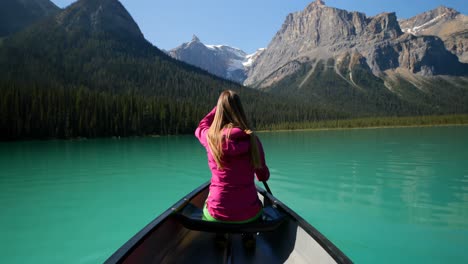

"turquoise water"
[1,126,467,263]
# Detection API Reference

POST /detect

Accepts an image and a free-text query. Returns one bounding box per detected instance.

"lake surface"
[1,126,467,263]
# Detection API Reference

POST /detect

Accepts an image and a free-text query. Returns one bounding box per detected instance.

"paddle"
[262,181,272,195]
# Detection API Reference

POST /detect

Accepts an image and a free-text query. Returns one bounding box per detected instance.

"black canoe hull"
[105,181,352,264]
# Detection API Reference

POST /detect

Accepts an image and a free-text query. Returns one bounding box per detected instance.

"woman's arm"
[194,107,217,147]
[255,137,270,181]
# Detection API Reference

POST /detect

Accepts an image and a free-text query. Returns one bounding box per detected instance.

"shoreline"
[2,119,468,142]
[257,123,468,133]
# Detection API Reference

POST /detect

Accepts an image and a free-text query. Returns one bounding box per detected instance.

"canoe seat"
[174,203,286,234]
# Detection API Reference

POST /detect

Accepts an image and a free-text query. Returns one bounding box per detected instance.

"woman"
[195,90,270,224]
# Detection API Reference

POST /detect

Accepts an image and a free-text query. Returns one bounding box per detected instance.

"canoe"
[105,181,352,264]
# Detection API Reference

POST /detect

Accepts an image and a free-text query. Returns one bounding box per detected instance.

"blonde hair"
[207,90,262,169]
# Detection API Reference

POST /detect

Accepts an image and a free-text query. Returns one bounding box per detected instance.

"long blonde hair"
[207,90,262,169]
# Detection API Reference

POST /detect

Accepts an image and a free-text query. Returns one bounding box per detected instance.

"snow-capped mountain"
[169,35,264,84]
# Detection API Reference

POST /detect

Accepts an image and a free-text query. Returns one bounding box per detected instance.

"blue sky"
[52,0,467,54]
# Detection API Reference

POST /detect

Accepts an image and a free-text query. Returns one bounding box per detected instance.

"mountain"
[244,0,468,115]
[0,0,60,37]
[0,0,157,88]
[169,36,264,84]
[55,0,144,40]
[399,6,468,63]
[0,0,339,140]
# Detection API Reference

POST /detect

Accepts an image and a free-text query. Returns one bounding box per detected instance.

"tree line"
[0,81,345,140]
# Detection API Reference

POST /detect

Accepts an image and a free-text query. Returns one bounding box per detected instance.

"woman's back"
[195,91,269,222]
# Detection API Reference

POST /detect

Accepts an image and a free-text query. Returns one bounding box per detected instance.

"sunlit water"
[1,126,467,263]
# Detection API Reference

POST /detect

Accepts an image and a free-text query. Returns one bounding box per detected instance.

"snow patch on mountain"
[401,14,446,34]
[243,48,266,67]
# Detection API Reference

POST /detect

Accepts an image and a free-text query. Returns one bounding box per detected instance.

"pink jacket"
[195,107,270,221]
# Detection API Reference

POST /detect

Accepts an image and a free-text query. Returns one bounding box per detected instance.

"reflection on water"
[260,126,468,263]
[1,126,467,263]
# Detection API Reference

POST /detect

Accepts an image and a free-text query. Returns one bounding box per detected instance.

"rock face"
[0,0,60,37]
[399,6,468,63]
[240,0,468,115]
[244,0,467,88]
[169,36,263,84]
[55,0,144,40]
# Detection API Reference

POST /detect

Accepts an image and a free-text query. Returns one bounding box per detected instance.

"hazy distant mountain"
[399,6,468,63]
[244,0,468,115]
[0,0,60,37]
[169,36,264,84]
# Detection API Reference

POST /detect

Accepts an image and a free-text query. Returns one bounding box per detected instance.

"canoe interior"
[106,182,352,264]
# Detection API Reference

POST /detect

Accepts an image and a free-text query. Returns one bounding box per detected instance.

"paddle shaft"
[262,181,272,195]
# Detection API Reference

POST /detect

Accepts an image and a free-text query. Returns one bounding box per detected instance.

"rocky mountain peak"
[310,0,325,7]
[365,12,403,40]
[245,3,407,86]
[304,0,327,13]
[191,34,200,43]
[428,6,460,19]
[56,0,143,39]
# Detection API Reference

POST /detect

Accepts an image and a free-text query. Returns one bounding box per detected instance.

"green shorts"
[202,203,262,224]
